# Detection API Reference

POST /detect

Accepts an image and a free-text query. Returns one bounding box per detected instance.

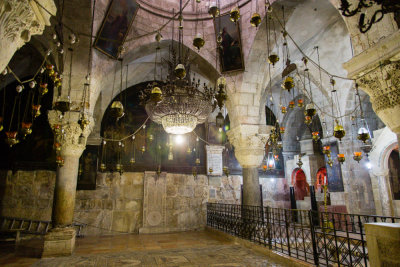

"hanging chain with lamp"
[141,2,223,135]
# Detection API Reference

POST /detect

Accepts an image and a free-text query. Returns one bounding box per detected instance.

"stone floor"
[0,231,290,266]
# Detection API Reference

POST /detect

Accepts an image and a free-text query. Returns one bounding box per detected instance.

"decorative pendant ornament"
[208,4,220,18]
[5,131,19,147]
[193,33,205,51]
[32,104,41,118]
[289,101,295,109]
[337,153,345,164]
[110,100,124,119]
[230,7,240,23]
[281,76,294,92]
[333,120,346,141]
[16,84,24,93]
[29,81,36,88]
[268,54,279,66]
[39,83,48,95]
[304,103,316,117]
[312,131,319,142]
[20,122,33,137]
[174,64,186,79]
[297,99,304,107]
[327,154,333,167]
[353,151,362,163]
[357,127,370,143]
[250,13,261,27]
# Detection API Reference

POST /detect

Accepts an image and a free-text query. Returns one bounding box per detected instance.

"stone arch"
[369,127,399,216]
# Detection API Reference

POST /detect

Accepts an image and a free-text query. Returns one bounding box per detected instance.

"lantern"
[333,122,346,141]
[250,13,261,27]
[353,151,362,163]
[337,154,345,164]
[357,127,370,143]
[282,76,294,92]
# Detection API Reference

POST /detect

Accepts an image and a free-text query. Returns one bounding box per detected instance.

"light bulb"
[174,134,184,145]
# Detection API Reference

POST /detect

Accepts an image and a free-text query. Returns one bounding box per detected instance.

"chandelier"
[141,1,221,135]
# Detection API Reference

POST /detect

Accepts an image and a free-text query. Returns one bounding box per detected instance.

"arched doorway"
[291,168,310,201]
[316,167,328,192]
[388,149,400,200]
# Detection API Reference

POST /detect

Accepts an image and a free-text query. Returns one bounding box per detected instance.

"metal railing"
[206,203,400,267]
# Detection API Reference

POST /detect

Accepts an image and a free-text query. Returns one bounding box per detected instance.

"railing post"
[308,210,319,266]
[266,206,272,249]
[284,209,291,256]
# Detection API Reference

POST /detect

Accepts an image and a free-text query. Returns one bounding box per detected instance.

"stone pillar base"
[42,227,76,257]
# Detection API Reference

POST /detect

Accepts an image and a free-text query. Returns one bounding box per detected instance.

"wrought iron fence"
[206,203,400,267]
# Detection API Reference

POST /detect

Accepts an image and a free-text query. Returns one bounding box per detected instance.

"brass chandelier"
[140,0,223,135]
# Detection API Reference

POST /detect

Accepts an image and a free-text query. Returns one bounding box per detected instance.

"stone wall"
[0,169,291,236]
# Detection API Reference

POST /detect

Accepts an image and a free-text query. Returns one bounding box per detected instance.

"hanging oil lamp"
[78,115,89,131]
[100,163,106,172]
[357,126,370,143]
[150,86,162,104]
[54,99,71,116]
[333,120,346,141]
[115,163,122,172]
[20,122,33,137]
[130,157,136,164]
[16,84,24,93]
[263,164,267,172]
[53,124,62,135]
[297,99,304,107]
[148,134,154,142]
[337,153,345,164]
[209,167,213,174]
[297,156,303,168]
[274,154,279,161]
[110,101,124,119]
[280,127,285,134]
[322,145,331,155]
[223,166,229,177]
[46,64,55,76]
[187,147,192,154]
[32,104,41,118]
[304,103,316,117]
[5,131,19,147]
[195,158,200,165]
[281,76,294,92]
[54,74,62,88]
[29,81,36,89]
[54,142,61,151]
[312,131,319,142]
[353,151,362,163]
[0,117,3,132]
[155,31,163,45]
[250,13,261,27]
[289,101,295,109]
[216,112,224,131]
[141,145,146,153]
[39,83,48,95]
[277,141,283,149]
[56,155,64,166]
[192,167,198,178]
[268,54,279,66]
[174,64,186,79]
[208,4,220,19]
[281,106,287,114]
[304,116,312,125]
[78,164,83,176]
[230,7,240,23]
[193,33,205,51]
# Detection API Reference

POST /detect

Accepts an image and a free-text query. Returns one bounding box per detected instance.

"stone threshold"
[205,226,314,267]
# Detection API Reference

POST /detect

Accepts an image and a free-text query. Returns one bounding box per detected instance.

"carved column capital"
[226,124,271,168]
[357,61,400,133]
[48,110,94,158]
[0,0,56,71]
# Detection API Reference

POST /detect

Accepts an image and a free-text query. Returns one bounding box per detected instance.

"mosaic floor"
[0,231,289,266]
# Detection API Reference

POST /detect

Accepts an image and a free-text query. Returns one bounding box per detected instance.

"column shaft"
[242,167,261,206]
[53,155,80,227]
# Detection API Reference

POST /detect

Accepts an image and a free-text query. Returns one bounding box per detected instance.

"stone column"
[343,31,400,141]
[0,0,56,72]
[371,169,394,217]
[43,110,93,257]
[227,125,270,206]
